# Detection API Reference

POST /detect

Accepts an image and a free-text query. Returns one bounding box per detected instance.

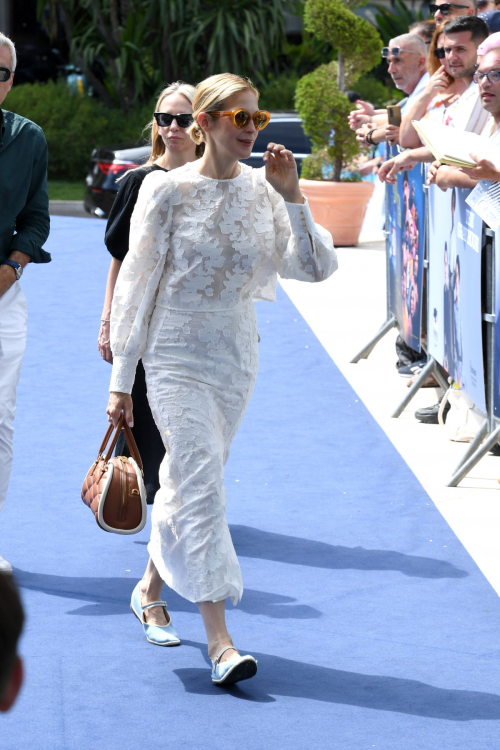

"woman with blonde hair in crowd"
[106,72,338,686]
[98,81,200,505]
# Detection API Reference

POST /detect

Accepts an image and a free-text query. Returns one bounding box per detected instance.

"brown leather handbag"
[81,414,147,534]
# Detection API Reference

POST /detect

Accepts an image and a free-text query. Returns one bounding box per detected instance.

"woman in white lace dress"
[106,73,338,686]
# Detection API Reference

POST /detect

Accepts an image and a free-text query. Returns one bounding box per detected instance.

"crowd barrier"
[351,151,500,487]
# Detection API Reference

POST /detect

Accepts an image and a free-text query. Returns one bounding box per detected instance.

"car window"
[252,121,311,155]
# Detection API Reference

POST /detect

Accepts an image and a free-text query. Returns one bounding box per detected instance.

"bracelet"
[365,129,377,146]
[101,318,110,323]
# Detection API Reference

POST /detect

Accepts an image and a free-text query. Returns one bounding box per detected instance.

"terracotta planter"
[299,179,375,247]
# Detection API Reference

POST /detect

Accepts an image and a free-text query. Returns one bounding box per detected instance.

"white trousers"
[0,283,27,513]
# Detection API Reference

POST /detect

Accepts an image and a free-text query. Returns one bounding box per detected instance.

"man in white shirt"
[351,34,429,147]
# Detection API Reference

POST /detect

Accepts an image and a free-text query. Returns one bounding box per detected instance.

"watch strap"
[1,260,22,280]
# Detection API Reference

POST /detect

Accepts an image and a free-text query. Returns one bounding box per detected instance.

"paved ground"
[281,230,500,598]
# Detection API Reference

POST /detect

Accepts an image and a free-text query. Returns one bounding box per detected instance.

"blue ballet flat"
[211,645,258,686]
[130,582,181,647]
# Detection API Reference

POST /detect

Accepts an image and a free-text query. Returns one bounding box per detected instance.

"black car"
[83,114,311,218]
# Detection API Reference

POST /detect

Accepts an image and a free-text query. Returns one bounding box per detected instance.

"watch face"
[16,265,23,279]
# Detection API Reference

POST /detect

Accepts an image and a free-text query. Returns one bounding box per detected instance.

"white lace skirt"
[142,301,259,605]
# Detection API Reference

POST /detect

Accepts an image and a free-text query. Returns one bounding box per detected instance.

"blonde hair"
[145,81,199,165]
[187,73,259,147]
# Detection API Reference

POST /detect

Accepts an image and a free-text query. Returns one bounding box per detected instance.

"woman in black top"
[98,81,200,504]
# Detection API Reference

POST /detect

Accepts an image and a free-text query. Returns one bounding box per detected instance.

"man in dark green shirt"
[0,32,50,572]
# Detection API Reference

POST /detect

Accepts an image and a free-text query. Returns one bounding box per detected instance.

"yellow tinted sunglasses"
[211,108,271,130]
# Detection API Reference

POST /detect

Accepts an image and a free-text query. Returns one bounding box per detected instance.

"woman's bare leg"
[139,557,171,626]
[198,600,238,663]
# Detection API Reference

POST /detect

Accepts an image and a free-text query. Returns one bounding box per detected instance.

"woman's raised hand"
[263,143,304,204]
[425,66,451,98]
[106,392,134,428]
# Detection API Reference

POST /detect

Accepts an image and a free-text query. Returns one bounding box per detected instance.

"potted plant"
[295,0,382,246]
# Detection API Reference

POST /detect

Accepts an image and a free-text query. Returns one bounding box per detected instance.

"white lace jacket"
[110,162,338,393]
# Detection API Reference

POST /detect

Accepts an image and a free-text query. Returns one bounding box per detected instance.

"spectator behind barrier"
[479,9,500,28]
[428,46,500,187]
[0,573,24,712]
[379,15,489,183]
[352,34,428,148]
[478,0,496,10]
[409,19,437,47]
[430,0,477,24]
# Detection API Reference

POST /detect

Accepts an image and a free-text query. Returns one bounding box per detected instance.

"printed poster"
[386,160,425,352]
[493,227,500,417]
[428,186,485,412]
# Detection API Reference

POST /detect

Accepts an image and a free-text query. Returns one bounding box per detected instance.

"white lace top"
[110,162,337,393]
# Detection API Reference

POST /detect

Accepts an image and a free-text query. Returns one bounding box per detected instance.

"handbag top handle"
[97,414,144,471]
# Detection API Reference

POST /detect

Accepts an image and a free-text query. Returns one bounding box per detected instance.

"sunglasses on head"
[0,66,12,82]
[381,47,421,59]
[428,3,470,15]
[211,108,271,130]
[154,112,193,128]
[434,46,446,59]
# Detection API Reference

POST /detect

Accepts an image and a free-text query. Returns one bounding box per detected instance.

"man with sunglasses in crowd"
[431,0,477,23]
[0,32,50,573]
[351,34,429,148]
[378,15,489,183]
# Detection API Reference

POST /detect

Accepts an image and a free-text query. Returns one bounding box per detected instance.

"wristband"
[366,129,377,146]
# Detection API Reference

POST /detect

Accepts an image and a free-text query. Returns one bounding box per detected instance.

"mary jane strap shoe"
[130,582,181,647]
[211,645,258,686]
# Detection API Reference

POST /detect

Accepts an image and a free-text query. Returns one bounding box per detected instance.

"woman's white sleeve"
[109,176,173,393]
[269,185,338,282]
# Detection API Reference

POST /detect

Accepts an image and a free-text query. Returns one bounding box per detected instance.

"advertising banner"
[386,161,425,352]
[493,228,500,417]
[428,186,485,412]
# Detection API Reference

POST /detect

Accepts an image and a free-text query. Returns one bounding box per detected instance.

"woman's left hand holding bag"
[263,143,304,204]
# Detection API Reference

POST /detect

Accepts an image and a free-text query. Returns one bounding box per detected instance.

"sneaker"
[415,396,450,424]
[0,556,12,573]
[398,359,427,378]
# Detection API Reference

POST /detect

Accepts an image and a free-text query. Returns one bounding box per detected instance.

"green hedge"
[4,81,154,180]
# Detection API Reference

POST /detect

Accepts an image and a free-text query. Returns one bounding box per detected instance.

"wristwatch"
[1,260,23,280]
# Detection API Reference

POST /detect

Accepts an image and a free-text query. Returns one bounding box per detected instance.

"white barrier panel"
[428,185,485,412]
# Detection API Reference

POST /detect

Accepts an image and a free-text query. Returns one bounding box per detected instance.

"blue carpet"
[2,216,500,749]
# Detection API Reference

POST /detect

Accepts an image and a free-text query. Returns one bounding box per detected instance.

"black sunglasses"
[434,46,446,59]
[429,3,469,15]
[154,112,193,128]
[0,66,12,83]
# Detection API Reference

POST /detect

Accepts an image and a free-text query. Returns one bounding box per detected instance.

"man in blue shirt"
[0,32,50,572]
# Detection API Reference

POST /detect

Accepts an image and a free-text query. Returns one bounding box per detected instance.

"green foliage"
[353,74,403,107]
[303,0,381,81]
[373,0,426,44]
[5,81,152,180]
[259,72,300,111]
[37,0,289,110]
[295,0,383,181]
[300,148,362,180]
[296,62,359,174]
[48,180,84,200]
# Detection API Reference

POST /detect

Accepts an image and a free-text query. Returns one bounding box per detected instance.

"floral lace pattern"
[110,162,337,604]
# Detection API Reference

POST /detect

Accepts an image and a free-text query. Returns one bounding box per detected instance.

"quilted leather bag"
[81,414,147,534]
